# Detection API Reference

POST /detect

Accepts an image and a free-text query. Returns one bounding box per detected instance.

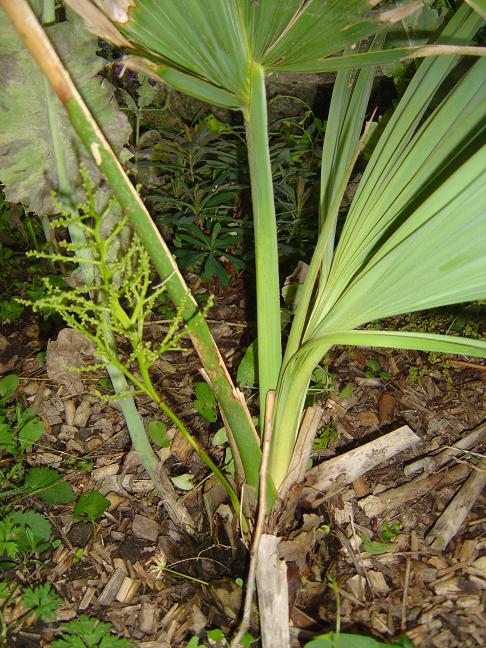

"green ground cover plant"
[144,106,323,285]
[0,374,74,568]
[51,614,135,648]
[0,580,62,643]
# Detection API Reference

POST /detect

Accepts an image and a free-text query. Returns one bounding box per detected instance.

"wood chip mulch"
[1,300,484,648]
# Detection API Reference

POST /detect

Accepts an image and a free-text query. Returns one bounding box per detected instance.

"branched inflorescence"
[20,172,240,518]
[21,171,193,387]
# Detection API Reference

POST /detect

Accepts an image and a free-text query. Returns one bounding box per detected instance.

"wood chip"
[79,587,96,610]
[470,555,486,579]
[378,391,397,424]
[139,603,158,634]
[73,400,92,428]
[358,410,379,427]
[367,570,389,595]
[97,569,126,606]
[106,492,126,510]
[115,577,140,603]
[346,574,366,600]
[352,475,370,497]
[458,538,478,563]
[113,558,128,574]
[433,576,462,596]
[64,399,76,426]
[92,464,119,481]
[132,514,159,542]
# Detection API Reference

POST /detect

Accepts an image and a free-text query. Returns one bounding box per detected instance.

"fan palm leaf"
[67,1,485,110]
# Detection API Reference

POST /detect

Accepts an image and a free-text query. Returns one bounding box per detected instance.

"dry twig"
[231,391,275,648]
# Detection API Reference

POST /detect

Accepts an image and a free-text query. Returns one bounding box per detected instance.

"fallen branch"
[425,466,486,550]
[302,425,420,507]
[359,463,471,518]
[405,421,486,476]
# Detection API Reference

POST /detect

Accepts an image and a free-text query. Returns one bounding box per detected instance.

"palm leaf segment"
[69,0,413,112]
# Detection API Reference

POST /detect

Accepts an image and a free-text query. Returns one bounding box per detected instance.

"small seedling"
[312,422,339,450]
[0,390,73,567]
[358,528,398,556]
[0,374,19,400]
[237,341,258,390]
[364,359,390,381]
[304,633,415,647]
[74,491,110,542]
[98,378,111,390]
[74,491,109,522]
[310,365,336,397]
[303,574,414,647]
[148,551,209,586]
[22,466,75,504]
[171,473,195,491]
[338,384,354,400]
[211,427,235,476]
[193,382,217,422]
[187,628,257,647]
[381,520,400,542]
[147,419,169,447]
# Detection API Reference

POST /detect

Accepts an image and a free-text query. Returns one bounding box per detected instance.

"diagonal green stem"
[38,0,196,532]
[244,62,282,424]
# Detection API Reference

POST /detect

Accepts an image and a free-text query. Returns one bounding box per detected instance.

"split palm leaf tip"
[9,1,486,501]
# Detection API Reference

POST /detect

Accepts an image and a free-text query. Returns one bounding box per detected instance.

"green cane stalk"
[27,0,194,532]
[243,62,281,423]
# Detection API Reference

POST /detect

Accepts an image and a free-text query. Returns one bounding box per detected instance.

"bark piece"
[73,400,92,428]
[132,514,159,542]
[92,464,119,481]
[378,391,397,424]
[63,399,76,426]
[115,576,140,603]
[256,534,290,648]
[139,603,158,634]
[368,570,390,595]
[46,328,96,393]
[358,410,379,427]
[78,587,96,610]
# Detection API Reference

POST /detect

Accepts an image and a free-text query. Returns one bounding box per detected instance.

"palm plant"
[3,0,485,506]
